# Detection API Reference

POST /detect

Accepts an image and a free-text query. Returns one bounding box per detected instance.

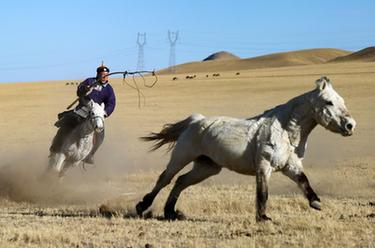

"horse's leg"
[136,142,199,216]
[59,161,74,178]
[48,153,66,174]
[256,159,272,222]
[282,165,321,210]
[164,156,222,220]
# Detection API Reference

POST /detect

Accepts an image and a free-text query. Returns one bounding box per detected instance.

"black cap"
[96,65,110,73]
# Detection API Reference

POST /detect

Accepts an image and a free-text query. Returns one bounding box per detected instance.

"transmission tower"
[136,32,146,71]
[168,30,179,73]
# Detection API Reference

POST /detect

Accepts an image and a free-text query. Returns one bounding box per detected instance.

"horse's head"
[87,100,106,133]
[311,77,356,136]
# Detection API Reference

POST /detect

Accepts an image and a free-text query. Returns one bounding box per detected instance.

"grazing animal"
[172,77,178,81]
[47,100,106,177]
[136,77,356,221]
[236,72,240,75]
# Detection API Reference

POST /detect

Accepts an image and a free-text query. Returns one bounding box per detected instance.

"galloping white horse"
[136,77,356,221]
[48,100,106,177]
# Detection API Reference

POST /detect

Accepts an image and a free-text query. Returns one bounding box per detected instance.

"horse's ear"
[315,76,331,91]
[101,102,105,109]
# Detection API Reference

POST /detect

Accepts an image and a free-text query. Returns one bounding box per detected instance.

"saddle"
[54,110,85,128]
[54,110,71,127]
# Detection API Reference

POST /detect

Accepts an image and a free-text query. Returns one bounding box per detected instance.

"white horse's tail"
[141,114,204,152]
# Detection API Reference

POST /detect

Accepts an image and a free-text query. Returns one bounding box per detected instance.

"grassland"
[0,60,374,247]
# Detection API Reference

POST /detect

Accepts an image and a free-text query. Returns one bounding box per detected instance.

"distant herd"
[172,72,240,81]
[66,82,79,86]
[65,72,242,85]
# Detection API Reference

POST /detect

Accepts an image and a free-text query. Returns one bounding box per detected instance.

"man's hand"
[77,85,91,97]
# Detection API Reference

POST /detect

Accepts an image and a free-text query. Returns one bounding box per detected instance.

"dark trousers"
[91,128,105,155]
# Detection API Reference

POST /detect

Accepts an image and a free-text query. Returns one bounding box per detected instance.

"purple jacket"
[77,77,116,117]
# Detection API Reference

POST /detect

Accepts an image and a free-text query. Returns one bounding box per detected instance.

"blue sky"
[1,1,374,83]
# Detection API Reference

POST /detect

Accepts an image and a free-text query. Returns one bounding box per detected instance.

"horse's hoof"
[135,202,144,217]
[99,204,115,218]
[164,210,186,221]
[256,214,272,222]
[310,200,322,211]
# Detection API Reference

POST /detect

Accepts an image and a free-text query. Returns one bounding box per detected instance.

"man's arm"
[104,85,116,117]
[77,78,95,97]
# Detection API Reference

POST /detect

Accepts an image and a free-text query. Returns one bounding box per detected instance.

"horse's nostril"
[346,123,353,131]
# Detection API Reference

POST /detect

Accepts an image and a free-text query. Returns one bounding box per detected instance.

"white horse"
[48,100,106,177]
[136,77,356,221]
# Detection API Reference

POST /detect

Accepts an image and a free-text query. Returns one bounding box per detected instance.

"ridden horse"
[48,100,106,177]
[136,77,356,221]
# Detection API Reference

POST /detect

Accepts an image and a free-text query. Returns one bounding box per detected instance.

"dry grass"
[0,176,373,248]
[0,61,374,247]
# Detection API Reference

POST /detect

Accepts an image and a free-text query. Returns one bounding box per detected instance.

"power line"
[136,32,146,71]
[168,30,179,73]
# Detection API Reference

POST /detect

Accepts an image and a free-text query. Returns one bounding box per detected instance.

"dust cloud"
[0,132,151,206]
[0,123,372,208]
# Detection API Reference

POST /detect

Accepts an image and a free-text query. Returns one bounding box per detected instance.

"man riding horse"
[50,64,116,164]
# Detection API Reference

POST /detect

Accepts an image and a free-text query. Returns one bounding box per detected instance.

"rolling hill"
[158,48,350,74]
[203,51,240,61]
[329,47,375,63]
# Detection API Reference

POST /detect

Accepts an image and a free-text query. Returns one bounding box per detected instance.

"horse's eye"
[325,101,334,106]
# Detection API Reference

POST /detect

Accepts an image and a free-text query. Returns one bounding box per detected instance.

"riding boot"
[83,129,105,164]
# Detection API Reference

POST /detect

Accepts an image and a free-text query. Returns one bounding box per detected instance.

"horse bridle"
[89,111,105,131]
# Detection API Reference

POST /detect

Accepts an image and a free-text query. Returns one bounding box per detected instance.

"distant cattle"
[206,74,209,78]
[236,72,240,75]
[185,75,196,79]
[212,73,220,77]
[65,82,70,86]
[172,77,178,81]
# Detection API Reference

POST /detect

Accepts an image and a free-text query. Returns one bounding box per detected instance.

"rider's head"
[96,64,110,84]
